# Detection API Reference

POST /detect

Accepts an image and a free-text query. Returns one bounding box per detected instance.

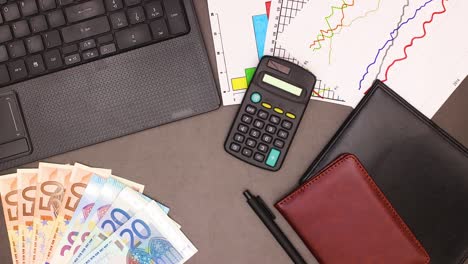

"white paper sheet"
[278,0,467,117]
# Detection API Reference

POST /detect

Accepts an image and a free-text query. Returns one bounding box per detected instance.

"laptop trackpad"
[0,92,31,161]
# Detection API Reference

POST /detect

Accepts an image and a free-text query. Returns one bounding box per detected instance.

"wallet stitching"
[278,155,430,263]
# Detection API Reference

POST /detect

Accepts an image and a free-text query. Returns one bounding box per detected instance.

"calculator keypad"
[227,100,298,169]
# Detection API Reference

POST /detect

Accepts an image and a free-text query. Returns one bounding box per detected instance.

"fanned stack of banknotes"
[0,163,197,264]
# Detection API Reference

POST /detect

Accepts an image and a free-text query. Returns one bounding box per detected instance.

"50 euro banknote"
[17,169,38,264]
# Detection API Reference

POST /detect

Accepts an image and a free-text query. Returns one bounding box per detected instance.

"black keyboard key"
[124,0,141,6]
[61,16,110,43]
[281,120,293,130]
[257,110,268,120]
[163,0,188,34]
[0,46,8,62]
[110,12,128,29]
[30,15,48,33]
[253,119,264,129]
[58,0,74,6]
[265,125,276,134]
[257,143,268,153]
[233,133,244,143]
[0,65,10,84]
[241,114,252,124]
[229,143,240,153]
[43,49,62,69]
[12,21,30,38]
[261,134,272,143]
[246,138,256,148]
[82,48,98,60]
[64,53,81,65]
[0,26,12,44]
[127,6,145,24]
[8,60,28,80]
[99,43,116,55]
[270,115,280,124]
[145,1,163,19]
[65,0,105,23]
[104,0,123,11]
[242,148,252,158]
[97,34,113,44]
[245,105,256,115]
[150,19,168,40]
[3,3,21,22]
[38,0,56,11]
[25,35,44,53]
[7,41,26,59]
[20,0,39,16]
[62,44,78,54]
[43,30,62,48]
[115,24,151,49]
[278,129,288,139]
[249,129,260,139]
[80,39,96,50]
[238,124,248,133]
[273,139,284,149]
[25,54,45,75]
[254,153,265,162]
[47,10,66,28]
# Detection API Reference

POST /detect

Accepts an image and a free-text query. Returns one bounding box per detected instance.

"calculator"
[224,56,316,171]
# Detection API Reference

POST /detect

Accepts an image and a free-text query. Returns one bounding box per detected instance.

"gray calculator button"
[241,114,252,124]
[253,119,264,129]
[246,105,256,114]
[250,129,260,138]
[230,143,241,152]
[262,134,272,143]
[246,138,256,148]
[278,129,289,139]
[238,124,248,133]
[274,139,284,149]
[254,152,265,162]
[265,125,276,134]
[257,143,268,153]
[257,110,268,120]
[281,120,293,130]
[270,115,280,124]
[233,133,245,143]
[242,148,253,157]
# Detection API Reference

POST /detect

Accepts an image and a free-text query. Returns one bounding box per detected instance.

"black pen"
[243,190,307,264]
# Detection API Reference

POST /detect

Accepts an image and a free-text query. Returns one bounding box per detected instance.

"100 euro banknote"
[78,201,197,264]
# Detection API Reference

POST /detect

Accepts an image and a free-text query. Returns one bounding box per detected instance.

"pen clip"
[257,195,276,220]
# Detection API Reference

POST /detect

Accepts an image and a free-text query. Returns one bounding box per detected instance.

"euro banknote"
[17,169,38,264]
[0,173,19,264]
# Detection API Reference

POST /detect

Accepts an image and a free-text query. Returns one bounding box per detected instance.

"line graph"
[382,0,447,82]
[357,0,435,90]
[310,0,355,51]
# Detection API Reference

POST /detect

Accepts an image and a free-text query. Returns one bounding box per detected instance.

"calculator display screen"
[262,74,302,96]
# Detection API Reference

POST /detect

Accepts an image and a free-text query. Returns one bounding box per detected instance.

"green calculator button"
[250,92,262,103]
[266,148,281,167]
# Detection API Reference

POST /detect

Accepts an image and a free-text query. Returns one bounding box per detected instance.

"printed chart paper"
[264,0,349,106]
[208,0,271,105]
[279,0,467,117]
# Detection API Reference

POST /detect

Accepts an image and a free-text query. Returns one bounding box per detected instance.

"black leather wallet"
[300,80,468,264]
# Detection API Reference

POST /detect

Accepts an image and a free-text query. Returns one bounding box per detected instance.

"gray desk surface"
[1,1,467,263]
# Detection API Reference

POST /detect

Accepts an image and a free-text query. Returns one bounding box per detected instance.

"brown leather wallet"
[276,154,430,264]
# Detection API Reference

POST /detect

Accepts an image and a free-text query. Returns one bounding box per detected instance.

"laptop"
[0,0,220,171]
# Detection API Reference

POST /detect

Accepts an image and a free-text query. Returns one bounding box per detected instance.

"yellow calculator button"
[262,103,272,109]
[274,108,284,114]
[286,113,296,119]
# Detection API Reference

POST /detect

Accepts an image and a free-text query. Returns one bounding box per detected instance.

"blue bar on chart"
[252,14,268,59]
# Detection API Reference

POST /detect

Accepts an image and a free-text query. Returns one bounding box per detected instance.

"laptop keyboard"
[0,0,189,87]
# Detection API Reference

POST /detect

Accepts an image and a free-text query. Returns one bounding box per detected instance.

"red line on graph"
[265,1,271,18]
[381,0,447,83]
[309,0,355,49]
[313,90,324,98]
